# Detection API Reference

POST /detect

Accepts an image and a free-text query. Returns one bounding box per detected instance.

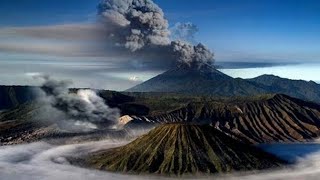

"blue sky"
[156,0,320,62]
[0,0,320,89]
[1,0,320,61]
[0,0,100,26]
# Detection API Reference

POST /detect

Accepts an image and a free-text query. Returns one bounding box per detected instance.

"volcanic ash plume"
[98,0,215,69]
[98,0,170,52]
[171,41,214,67]
[171,22,199,44]
[35,75,120,132]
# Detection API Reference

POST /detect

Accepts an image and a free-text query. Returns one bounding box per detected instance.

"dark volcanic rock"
[82,124,285,175]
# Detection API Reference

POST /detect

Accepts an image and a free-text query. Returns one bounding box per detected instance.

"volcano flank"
[80,124,286,175]
[126,64,320,102]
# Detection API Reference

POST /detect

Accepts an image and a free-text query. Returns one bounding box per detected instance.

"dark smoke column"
[98,0,215,69]
[97,0,170,52]
[171,41,214,68]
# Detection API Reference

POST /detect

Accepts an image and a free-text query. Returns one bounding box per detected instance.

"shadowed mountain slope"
[127,65,320,102]
[130,94,320,144]
[127,65,269,97]
[82,124,285,175]
[249,74,320,102]
[0,86,38,110]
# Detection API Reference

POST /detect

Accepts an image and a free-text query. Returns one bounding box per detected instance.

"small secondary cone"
[83,124,286,175]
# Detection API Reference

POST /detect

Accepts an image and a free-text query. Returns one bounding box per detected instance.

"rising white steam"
[34,75,120,132]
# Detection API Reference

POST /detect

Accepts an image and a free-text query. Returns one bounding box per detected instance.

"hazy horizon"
[0,59,318,90]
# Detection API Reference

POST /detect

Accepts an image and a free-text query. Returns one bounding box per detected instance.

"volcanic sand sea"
[1,139,320,180]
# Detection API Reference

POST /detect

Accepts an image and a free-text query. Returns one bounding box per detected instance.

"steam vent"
[83,124,286,175]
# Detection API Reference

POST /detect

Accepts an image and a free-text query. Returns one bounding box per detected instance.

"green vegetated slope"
[84,124,285,175]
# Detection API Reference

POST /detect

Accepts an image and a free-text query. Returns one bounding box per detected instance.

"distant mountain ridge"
[248,74,320,102]
[127,65,268,96]
[127,64,320,103]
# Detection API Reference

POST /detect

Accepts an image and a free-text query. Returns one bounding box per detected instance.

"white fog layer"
[0,140,162,180]
[2,140,320,180]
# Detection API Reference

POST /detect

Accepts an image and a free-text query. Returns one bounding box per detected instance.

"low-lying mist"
[1,139,320,180]
[0,140,163,180]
